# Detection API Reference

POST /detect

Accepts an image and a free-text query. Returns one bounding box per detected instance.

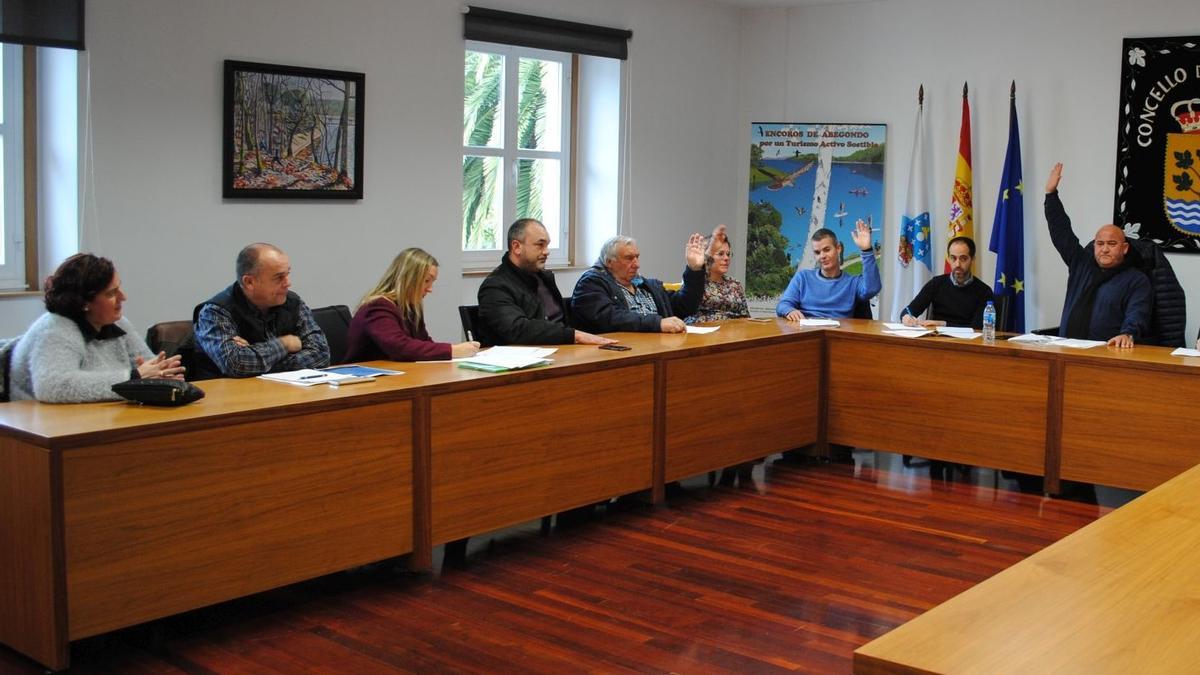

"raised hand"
[684,233,706,270]
[1046,162,1063,193]
[850,219,872,251]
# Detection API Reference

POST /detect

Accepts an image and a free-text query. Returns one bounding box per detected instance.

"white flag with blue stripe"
[890,93,933,320]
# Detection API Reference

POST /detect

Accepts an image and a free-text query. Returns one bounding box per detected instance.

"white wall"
[0,0,743,340]
[739,0,1200,338]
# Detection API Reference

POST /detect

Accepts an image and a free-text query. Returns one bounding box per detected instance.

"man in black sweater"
[900,236,994,328]
[478,218,614,346]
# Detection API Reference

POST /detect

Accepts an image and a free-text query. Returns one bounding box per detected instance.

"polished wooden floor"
[0,453,1125,674]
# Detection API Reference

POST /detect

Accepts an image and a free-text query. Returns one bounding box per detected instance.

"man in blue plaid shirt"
[192,243,329,379]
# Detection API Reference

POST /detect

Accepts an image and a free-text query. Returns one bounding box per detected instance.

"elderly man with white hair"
[570,233,707,334]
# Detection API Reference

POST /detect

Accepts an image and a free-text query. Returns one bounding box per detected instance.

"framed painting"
[1114,36,1200,250]
[223,60,364,199]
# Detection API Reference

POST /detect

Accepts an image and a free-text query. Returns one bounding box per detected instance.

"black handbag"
[111,378,205,406]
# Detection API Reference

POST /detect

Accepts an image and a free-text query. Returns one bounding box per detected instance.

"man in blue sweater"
[776,219,881,320]
[1044,162,1150,348]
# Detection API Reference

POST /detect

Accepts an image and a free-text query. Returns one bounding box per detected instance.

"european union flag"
[989,87,1024,332]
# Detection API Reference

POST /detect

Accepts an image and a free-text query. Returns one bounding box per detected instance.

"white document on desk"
[430,346,558,364]
[258,369,360,386]
[798,319,840,327]
[459,346,556,370]
[1053,338,1106,349]
[1171,347,1200,357]
[936,327,981,339]
[685,325,720,334]
[882,329,931,338]
[882,322,909,330]
[1009,333,1058,344]
[1008,334,1104,349]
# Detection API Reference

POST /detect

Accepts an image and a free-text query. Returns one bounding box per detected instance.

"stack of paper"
[1009,334,1105,349]
[936,326,981,339]
[685,325,720,334]
[458,346,556,372]
[798,319,840,327]
[1171,347,1200,358]
[1008,333,1059,345]
[882,329,931,338]
[258,369,363,386]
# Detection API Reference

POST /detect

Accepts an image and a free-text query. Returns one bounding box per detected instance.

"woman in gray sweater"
[9,253,185,403]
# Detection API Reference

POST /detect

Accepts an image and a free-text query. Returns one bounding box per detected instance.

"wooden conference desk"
[853,458,1200,674]
[2,319,1199,670]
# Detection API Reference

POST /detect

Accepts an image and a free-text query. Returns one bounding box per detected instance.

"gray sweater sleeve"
[22,314,145,403]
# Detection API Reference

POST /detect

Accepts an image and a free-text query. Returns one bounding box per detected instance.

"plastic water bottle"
[982,301,996,345]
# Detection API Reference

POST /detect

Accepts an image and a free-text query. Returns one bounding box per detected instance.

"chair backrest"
[311,304,353,365]
[994,294,1011,334]
[852,297,874,320]
[0,335,19,403]
[458,305,481,343]
[145,321,198,380]
[1081,238,1186,347]
[146,320,194,356]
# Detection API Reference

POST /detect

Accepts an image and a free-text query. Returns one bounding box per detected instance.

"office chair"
[0,336,18,402]
[994,294,1011,334]
[852,297,874,319]
[458,305,480,342]
[311,305,353,365]
[145,321,197,380]
[458,304,494,346]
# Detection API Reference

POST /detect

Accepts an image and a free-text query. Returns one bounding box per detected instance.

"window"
[462,41,572,267]
[0,43,25,290]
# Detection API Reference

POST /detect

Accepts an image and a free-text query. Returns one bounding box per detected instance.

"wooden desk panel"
[63,401,412,639]
[430,365,654,545]
[826,337,1049,473]
[664,339,820,482]
[1061,363,1200,491]
[0,438,65,670]
[854,462,1200,674]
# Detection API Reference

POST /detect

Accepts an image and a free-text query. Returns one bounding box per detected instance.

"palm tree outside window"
[463,41,571,267]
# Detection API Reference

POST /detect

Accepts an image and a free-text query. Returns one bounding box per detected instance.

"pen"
[467,330,474,342]
[299,374,326,380]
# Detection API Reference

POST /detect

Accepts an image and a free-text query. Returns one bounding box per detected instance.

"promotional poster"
[746,123,886,314]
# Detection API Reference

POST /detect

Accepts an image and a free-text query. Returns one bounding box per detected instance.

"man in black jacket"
[478,219,614,345]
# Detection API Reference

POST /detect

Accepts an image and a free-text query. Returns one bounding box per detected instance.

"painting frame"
[1113,35,1200,251]
[223,60,365,199]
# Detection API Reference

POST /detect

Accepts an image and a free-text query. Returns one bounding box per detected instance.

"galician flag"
[989,82,1025,332]
[946,83,974,274]
[890,86,933,320]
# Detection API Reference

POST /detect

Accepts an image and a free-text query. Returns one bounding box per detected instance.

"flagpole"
[989,80,1026,332]
[889,85,934,320]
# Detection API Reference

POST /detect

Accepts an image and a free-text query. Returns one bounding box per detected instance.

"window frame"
[0,43,26,290]
[462,40,573,269]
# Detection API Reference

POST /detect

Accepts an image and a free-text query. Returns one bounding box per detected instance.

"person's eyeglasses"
[711,251,732,259]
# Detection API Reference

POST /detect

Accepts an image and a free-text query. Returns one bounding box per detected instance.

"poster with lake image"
[746,123,886,315]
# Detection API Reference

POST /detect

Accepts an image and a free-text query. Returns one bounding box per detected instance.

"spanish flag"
[946,83,974,273]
